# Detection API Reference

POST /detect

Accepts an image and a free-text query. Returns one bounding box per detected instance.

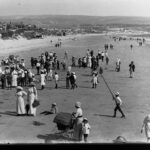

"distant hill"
[1,15,150,28]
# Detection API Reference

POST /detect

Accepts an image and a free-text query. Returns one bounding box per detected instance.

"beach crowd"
[0,35,149,143]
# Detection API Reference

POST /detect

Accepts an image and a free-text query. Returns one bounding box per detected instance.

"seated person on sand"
[49,103,58,114]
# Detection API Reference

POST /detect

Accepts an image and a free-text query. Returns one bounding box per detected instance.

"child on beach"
[47,69,53,81]
[92,72,98,88]
[54,72,59,89]
[49,103,58,114]
[82,118,91,142]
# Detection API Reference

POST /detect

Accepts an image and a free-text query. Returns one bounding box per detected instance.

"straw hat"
[113,136,127,143]
[30,82,35,86]
[52,103,57,106]
[115,92,119,96]
[16,86,23,91]
[83,118,88,122]
[75,102,81,108]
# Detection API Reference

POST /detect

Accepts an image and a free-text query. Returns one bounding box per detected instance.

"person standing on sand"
[101,52,105,62]
[92,72,98,88]
[36,61,41,75]
[129,61,135,78]
[73,102,83,141]
[130,44,133,50]
[113,92,125,118]
[54,72,59,89]
[116,58,121,72]
[105,56,109,66]
[82,118,91,142]
[40,70,46,90]
[11,69,18,88]
[16,86,27,116]
[141,114,150,143]
[66,72,70,89]
[27,82,38,116]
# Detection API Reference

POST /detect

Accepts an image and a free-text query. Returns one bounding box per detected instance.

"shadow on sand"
[33,121,45,126]
[94,114,114,118]
[81,74,91,77]
[37,133,75,143]
[40,111,54,115]
[0,111,17,116]
[79,86,92,89]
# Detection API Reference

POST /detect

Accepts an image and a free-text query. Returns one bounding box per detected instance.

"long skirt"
[16,96,25,115]
[73,117,83,141]
[145,123,150,139]
[12,75,18,87]
[28,94,36,116]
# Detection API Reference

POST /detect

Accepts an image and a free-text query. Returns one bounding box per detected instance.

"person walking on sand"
[16,86,27,116]
[73,102,83,141]
[141,114,150,143]
[129,61,135,78]
[113,92,126,118]
[27,82,38,116]
[116,58,121,72]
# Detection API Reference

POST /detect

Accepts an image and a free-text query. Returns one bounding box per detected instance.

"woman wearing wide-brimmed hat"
[16,86,27,116]
[73,101,83,141]
[27,82,38,116]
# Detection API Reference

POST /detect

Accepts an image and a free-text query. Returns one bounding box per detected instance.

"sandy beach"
[0,33,150,143]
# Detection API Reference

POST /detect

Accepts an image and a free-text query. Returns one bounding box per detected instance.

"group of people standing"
[16,82,38,116]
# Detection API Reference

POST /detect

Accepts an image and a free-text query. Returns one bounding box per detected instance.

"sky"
[0,0,150,17]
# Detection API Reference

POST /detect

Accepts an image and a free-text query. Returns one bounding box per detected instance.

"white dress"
[143,116,150,139]
[93,75,98,85]
[73,108,83,141]
[41,74,46,86]
[27,87,38,116]
[12,70,18,87]
[16,91,27,115]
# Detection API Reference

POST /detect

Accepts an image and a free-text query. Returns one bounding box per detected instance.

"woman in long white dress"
[27,82,38,116]
[16,86,27,116]
[40,71,46,89]
[73,102,83,141]
[141,114,150,143]
[12,69,18,87]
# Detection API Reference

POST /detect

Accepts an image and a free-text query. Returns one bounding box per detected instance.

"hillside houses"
[0,22,68,40]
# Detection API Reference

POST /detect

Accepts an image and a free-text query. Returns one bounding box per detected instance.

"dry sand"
[0,33,149,143]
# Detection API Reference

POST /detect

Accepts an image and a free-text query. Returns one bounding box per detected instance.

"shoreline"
[0,33,105,57]
[0,31,150,58]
